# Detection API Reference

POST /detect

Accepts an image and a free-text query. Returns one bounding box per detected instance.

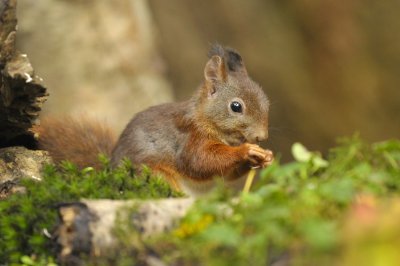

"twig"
[243,168,257,193]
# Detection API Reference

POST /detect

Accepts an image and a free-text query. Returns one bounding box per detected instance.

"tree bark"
[0,0,48,148]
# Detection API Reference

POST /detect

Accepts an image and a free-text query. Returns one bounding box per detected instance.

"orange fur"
[36,116,116,169]
[178,130,249,181]
[151,164,182,191]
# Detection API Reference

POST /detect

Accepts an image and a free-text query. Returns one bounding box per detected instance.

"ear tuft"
[208,43,225,58]
[225,49,243,72]
[208,43,246,74]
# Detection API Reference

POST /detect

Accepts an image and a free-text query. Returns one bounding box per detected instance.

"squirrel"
[37,44,274,196]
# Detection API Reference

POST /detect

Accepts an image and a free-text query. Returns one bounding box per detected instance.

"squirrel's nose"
[252,130,268,143]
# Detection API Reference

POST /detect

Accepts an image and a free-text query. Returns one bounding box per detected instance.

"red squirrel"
[37,44,273,196]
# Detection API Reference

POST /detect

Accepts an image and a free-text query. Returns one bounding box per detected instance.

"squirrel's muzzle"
[247,129,268,144]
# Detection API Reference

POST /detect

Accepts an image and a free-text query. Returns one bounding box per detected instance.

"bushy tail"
[35,116,116,169]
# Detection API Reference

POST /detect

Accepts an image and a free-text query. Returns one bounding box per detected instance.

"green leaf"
[292,142,312,162]
[82,166,94,174]
[312,156,329,168]
[200,224,241,246]
[299,218,337,250]
[20,255,34,265]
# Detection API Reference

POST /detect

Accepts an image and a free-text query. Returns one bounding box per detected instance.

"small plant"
[145,136,400,265]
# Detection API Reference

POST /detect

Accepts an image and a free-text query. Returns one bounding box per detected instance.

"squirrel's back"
[36,116,116,169]
[111,101,190,167]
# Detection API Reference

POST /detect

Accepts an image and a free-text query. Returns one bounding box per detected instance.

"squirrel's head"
[197,44,269,146]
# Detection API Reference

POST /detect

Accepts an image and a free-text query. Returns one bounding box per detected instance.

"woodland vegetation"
[1,0,399,265]
[1,137,400,265]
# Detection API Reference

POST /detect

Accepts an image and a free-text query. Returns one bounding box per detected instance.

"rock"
[0,146,51,198]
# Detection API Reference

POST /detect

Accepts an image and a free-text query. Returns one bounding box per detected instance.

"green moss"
[0,159,180,264]
[2,137,400,265]
[145,137,400,265]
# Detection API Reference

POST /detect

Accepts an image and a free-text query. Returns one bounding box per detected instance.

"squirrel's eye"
[230,101,242,113]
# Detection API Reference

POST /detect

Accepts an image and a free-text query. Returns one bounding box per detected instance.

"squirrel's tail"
[35,116,116,169]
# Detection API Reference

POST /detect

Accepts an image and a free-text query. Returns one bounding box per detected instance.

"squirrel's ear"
[204,55,227,85]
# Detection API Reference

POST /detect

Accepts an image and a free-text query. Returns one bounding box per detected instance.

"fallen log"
[56,198,194,264]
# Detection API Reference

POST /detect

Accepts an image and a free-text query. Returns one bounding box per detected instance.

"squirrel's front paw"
[244,143,274,168]
[261,149,274,168]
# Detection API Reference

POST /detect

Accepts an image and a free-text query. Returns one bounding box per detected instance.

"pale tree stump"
[56,198,194,264]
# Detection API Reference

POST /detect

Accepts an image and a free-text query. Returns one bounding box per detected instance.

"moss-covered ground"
[1,136,400,265]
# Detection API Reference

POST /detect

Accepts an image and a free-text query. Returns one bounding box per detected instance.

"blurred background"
[16,0,400,161]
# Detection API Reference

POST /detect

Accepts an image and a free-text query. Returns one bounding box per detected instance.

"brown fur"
[36,116,116,169]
